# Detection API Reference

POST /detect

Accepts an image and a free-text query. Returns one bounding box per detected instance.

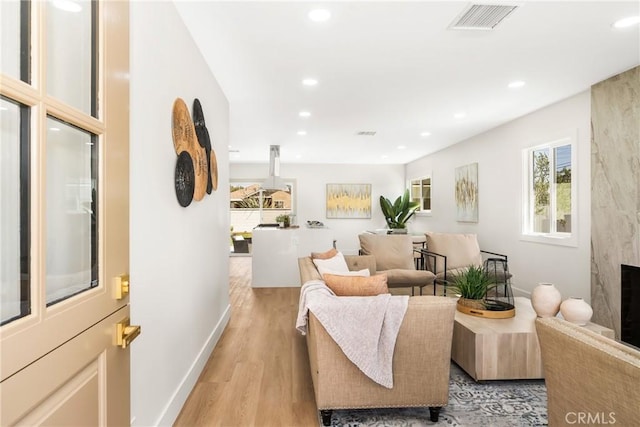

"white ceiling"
[175,1,640,165]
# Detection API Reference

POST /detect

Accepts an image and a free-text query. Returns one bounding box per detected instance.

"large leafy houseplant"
[379,189,420,231]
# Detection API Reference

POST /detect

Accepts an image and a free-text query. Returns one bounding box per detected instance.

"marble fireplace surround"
[591,66,640,339]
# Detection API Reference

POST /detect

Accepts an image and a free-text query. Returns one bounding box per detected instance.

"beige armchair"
[422,231,512,295]
[358,234,435,295]
[536,318,640,426]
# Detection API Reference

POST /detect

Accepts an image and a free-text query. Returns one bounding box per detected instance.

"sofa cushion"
[321,268,370,278]
[358,234,414,271]
[425,232,482,274]
[313,251,349,277]
[435,266,471,282]
[311,248,338,260]
[323,273,389,296]
[383,269,435,287]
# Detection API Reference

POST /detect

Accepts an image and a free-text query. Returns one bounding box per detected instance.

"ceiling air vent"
[449,4,518,30]
[356,131,377,136]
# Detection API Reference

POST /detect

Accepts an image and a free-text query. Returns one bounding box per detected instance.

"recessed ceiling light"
[297,131,307,136]
[420,131,431,137]
[296,154,302,159]
[508,80,526,89]
[302,78,318,86]
[50,127,61,132]
[51,0,82,12]
[613,16,640,28]
[454,112,467,119]
[308,9,331,22]
[299,111,311,118]
[381,155,389,159]
[397,145,406,150]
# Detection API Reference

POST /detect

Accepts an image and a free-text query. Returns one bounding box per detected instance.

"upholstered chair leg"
[429,407,441,422]
[320,409,333,426]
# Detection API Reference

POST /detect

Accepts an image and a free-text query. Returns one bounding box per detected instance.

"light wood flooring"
[174,257,318,427]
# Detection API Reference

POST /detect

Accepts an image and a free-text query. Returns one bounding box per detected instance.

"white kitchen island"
[251,226,335,287]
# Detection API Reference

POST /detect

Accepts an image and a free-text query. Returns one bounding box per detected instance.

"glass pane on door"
[46,117,97,305]
[1,98,30,325]
[46,0,96,116]
[0,1,28,81]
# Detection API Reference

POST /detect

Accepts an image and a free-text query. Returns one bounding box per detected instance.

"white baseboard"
[154,304,231,426]
[512,285,531,298]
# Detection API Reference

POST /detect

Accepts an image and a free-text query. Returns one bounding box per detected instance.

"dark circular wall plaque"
[193,98,206,129]
[193,99,214,194]
[175,151,195,207]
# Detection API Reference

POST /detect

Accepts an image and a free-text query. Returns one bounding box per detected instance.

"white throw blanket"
[296,280,409,388]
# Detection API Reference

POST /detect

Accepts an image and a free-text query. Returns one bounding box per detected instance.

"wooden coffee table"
[451,297,614,381]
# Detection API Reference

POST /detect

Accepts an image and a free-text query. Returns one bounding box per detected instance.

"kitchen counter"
[251,227,335,287]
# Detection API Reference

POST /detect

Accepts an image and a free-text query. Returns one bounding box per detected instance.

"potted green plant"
[450,266,495,309]
[450,266,514,318]
[379,189,420,233]
[275,214,290,228]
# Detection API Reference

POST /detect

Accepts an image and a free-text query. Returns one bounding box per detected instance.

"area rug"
[330,362,548,426]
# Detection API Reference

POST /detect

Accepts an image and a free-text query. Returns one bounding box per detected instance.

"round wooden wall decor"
[191,145,208,201]
[209,148,219,191]
[172,98,196,155]
[172,97,217,206]
[175,151,195,207]
[195,124,213,194]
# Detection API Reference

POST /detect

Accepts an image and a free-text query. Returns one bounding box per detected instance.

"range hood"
[261,145,288,191]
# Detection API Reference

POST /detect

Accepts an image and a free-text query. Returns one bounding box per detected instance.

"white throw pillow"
[313,251,349,277]
[321,268,370,278]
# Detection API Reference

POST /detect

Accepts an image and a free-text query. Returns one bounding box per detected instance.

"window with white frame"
[410,176,431,213]
[522,135,576,244]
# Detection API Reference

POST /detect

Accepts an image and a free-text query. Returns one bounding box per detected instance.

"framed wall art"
[326,183,372,219]
[455,163,478,222]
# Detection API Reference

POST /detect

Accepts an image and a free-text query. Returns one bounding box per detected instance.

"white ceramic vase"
[530,283,562,317]
[560,297,593,326]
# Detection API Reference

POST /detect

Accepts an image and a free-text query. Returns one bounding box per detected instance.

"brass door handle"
[115,317,141,349]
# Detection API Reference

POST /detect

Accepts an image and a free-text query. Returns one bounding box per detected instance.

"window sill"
[415,211,432,217]
[520,233,577,248]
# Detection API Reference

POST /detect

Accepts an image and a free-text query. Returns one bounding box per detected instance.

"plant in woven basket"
[450,265,496,309]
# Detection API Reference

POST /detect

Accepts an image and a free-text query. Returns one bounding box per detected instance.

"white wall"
[230,163,405,255]
[130,2,230,425]
[406,91,591,300]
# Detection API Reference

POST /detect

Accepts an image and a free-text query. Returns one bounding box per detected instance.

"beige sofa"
[536,317,640,426]
[298,255,456,426]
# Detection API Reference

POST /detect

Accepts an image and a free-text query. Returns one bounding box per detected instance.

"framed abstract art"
[326,184,372,219]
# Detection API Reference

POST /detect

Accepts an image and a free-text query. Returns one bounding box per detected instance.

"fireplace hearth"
[621,264,640,348]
